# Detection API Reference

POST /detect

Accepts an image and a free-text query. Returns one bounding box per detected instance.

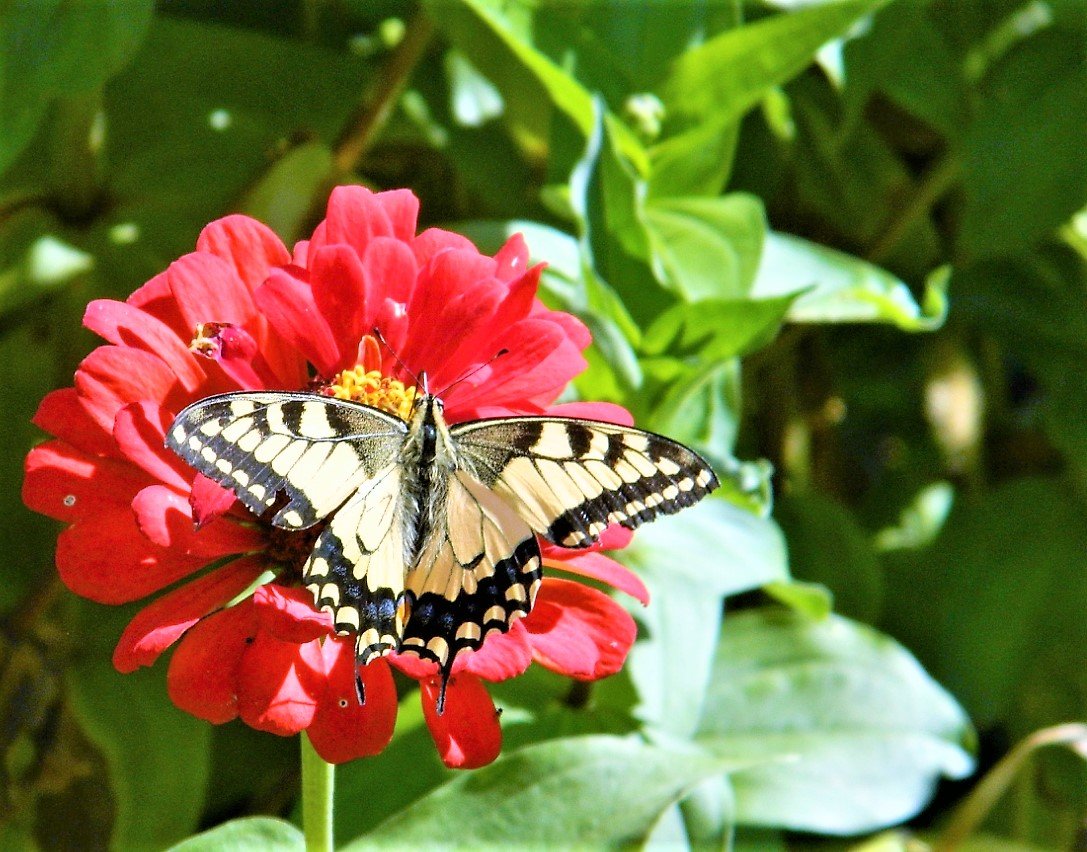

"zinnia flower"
[23,186,646,769]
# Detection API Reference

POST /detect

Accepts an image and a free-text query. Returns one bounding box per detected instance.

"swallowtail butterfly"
[167,378,718,707]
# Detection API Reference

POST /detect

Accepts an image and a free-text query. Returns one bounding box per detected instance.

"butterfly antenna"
[435,348,509,397]
[371,327,421,388]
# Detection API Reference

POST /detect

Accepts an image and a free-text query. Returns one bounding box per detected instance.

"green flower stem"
[301,733,335,852]
[48,88,106,221]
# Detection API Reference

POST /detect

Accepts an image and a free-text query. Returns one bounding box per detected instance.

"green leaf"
[701,610,975,834]
[349,736,751,848]
[0,0,153,175]
[68,604,211,850]
[644,295,796,361]
[657,0,886,128]
[642,194,767,300]
[168,817,304,852]
[960,28,1087,259]
[238,141,333,245]
[750,232,948,330]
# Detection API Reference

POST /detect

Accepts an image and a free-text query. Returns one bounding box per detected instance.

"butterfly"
[166,376,718,708]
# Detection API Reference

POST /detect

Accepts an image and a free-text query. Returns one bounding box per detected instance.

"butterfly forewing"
[452,417,720,548]
[167,392,407,529]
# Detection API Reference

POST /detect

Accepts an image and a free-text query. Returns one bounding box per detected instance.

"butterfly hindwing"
[452,417,720,548]
[304,465,408,664]
[400,470,541,674]
[167,391,407,528]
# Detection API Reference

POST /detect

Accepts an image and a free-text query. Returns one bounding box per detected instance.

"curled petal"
[189,473,239,529]
[307,639,397,764]
[196,215,290,291]
[252,584,331,643]
[113,402,192,491]
[421,671,502,769]
[492,233,531,282]
[75,346,184,436]
[113,557,264,673]
[83,299,206,393]
[167,251,256,332]
[237,633,323,735]
[132,484,262,556]
[545,551,649,606]
[523,579,636,680]
[167,602,258,724]
[256,267,339,378]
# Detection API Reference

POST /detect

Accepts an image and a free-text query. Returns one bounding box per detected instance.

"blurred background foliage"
[1,0,1085,849]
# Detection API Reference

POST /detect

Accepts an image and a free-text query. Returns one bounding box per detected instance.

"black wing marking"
[452,417,719,548]
[399,470,542,709]
[166,391,407,529]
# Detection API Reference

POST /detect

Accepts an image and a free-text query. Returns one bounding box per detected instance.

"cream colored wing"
[167,391,407,529]
[303,465,408,664]
[452,416,719,548]
[399,470,542,697]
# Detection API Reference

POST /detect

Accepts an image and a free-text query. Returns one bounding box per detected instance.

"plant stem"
[866,152,960,265]
[48,88,106,222]
[301,733,335,852]
[933,723,1087,851]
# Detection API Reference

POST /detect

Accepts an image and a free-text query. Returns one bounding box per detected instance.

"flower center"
[323,366,416,420]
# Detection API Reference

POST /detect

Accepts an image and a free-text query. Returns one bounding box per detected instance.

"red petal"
[523,579,636,680]
[196,215,290,291]
[462,621,533,681]
[421,672,502,769]
[167,252,256,332]
[113,556,265,673]
[307,639,397,763]
[31,388,115,456]
[411,227,476,268]
[23,440,145,523]
[545,551,649,606]
[310,244,371,371]
[113,402,191,491]
[545,401,635,427]
[252,584,331,643]
[128,269,188,338]
[132,484,263,556]
[189,473,239,527]
[167,601,258,724]
[493,233,531,281]
[389,651,438,680]
[56,508,213,604]
[237,633,323,735]
[83,299,207,393]
[256,267,339,378]
[75,345,183,435]
[322,186,419,256]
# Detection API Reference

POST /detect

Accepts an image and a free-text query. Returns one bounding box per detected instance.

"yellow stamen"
[324,366,416,421]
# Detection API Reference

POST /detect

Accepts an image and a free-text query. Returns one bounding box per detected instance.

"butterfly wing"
[452,417,719,548]
[167,391,407,529]
[400,470,541,698]
[304,464,409,663]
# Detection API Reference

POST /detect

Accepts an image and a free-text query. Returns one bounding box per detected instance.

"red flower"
[23,186,644,768]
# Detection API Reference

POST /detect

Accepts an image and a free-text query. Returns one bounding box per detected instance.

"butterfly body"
[167,382,719,701]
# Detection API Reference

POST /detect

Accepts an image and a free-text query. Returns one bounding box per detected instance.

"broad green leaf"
[647,117,740,199]
[750,232,948,330]
[702,610,975,834]
[68,603,211,850]
[643,295,796,361]
[960,28,1087,259]
[0,0,153,175]
[763,579,834,620]
[642,194,767,300]
[657,0,886,128]
[168,817,304,852]
[350,736,751,848]
[618,498,789,737]
[432,0,647,172]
